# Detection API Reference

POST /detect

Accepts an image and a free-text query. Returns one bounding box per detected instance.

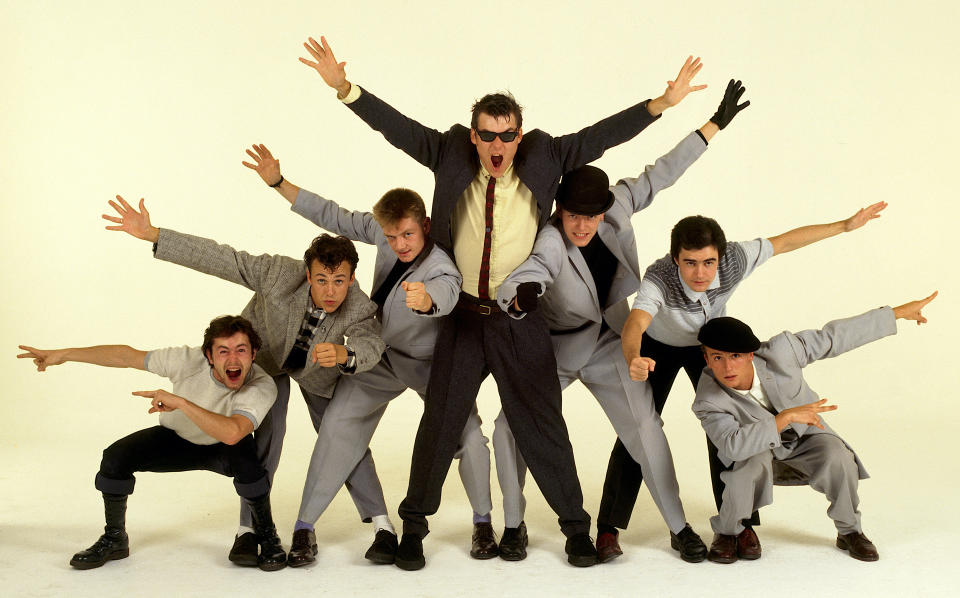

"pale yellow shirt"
[453,163,538,298]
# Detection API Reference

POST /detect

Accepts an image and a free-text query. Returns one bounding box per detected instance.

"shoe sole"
[469,550,500,560]
[228,554,259,567]
[365,551,396,565]
[258,559,288,572]
[567,555,598,567]
[836,538,879,562]
[70,548,129,570]
[737,550,761,561]
[598,550,622,564]
[499,551,527,562]
[707,553,738,564]
[670,537,707,563]
[394,557,425,571]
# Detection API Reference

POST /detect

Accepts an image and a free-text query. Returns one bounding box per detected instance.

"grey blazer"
[154,228,385,398]
[291,189,461,387]
[692,307,899,480]
[498,131,707,373]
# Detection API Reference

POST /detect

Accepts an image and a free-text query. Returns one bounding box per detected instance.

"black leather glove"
[515,282,542,312]
[710,79,750,130]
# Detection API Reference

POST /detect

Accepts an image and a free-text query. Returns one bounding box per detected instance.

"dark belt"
[455,292,502,316]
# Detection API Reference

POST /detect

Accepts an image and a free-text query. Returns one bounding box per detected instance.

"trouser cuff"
[95,472,135,495]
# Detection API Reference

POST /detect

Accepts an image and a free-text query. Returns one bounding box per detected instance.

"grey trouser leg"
[297,359,492,524]
[239,373,290,528]
[780,434,862,534]
[712,451,775,535]
[494,332,687,533]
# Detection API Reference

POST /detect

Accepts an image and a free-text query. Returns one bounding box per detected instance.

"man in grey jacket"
[692,291,936,563]
[102,196,387,565]
[240,144,496,565]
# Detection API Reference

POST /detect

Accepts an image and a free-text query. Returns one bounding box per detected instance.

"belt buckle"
[478,304,491,316]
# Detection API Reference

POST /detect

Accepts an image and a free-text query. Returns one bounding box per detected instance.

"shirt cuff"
[694,129,708,146]
[338,346,357,373]
[340,83,362,104]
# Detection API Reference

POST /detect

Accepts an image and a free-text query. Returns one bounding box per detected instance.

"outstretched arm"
[646,56,708,116]
[768,201,887,256]
[893,291,938,325]
[18,344,147,371]
[134,389,253,445]
[300,35,352,99]
[103,196,159,243]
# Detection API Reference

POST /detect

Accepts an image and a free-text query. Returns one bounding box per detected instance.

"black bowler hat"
[556,165,614,216]
[698,317,761,352]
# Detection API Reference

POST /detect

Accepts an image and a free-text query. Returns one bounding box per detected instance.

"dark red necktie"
[477,176,496,299]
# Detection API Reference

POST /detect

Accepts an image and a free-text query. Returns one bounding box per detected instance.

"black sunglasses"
[474,129,519,143]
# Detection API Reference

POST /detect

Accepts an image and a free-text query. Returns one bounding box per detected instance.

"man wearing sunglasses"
[299,34,705,570]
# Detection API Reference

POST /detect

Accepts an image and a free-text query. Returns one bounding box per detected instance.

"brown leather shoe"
[596,531,623,563]
[737,527,761,560]
[707,533,738,564]
[836,532,879,562]
[470,522,499,559]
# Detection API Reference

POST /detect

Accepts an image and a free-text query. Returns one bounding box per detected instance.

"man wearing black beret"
[692,292,937,563]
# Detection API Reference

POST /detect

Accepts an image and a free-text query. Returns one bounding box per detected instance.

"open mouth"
[226,367,243,382]
[491,155,503,168]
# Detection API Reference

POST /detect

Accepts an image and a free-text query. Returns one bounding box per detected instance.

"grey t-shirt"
[632,239,774,347]
[145,346,277,445]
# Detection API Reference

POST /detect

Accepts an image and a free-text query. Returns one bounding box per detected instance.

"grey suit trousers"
[712,434,862,535]
[297,352,493,523]
[239,373,388,527]
[494,329,686,533]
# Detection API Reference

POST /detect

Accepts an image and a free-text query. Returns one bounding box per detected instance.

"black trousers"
[95,425,270,499]
[597,334,760,529]
[399,295,590,538]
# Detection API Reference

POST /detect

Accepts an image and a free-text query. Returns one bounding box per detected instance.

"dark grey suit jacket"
[154,228,385,398]
[345,86,661,249]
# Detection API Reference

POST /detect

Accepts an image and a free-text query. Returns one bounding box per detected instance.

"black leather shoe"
[365,529,398,564]
[499,522,528,561]
[564,533,598,567]
[670,523,707,563]
[707,533,738,564]
[70,529,129,570]
[286,529,317,568]
[394,533,425,571]
[470,522,499,559]
[596,531,623,563]
[258,531,287,572]
[836,532,879,562]
[228,532,259,567]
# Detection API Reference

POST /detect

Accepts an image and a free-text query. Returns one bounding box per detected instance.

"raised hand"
[710,79,751,130]
[662,56,707,108]
[777,398,837,431]
[843,201,887,232]
[133,389,180,413]
[103,195,159,243]
[401,281,434,313]
[17,345,68,371]
[299,36,350,96]
[893,290,938,325]
[629,356,656,381]
[242,144,283,187]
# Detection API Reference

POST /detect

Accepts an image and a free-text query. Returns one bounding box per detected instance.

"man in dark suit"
[298,35,705,570]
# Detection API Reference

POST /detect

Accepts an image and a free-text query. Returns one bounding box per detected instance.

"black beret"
[556,165,614,216]
[698,317,761,353]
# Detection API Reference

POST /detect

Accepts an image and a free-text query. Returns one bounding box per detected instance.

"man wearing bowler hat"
[692,291,936,562]
[493,83,749,562]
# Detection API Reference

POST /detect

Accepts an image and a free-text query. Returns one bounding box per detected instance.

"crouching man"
[692,291,937,563]
[18,315,287,571]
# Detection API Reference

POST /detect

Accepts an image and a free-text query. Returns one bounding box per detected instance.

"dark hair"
[470,92,523,130]
[372,188,427,226]
[303,233,359,275]
[202,315,262,357]
[670,215,727,259]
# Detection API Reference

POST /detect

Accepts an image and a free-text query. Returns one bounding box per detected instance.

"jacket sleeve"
[344,85,448,172]
[153,228,289,294]
[693,380,783,464]
[342,298,386,375]
[291,188,383,245]
[782,307,898,369]
[496,225,565,315]
[611,131,707,214]
[549,99,660,173]
[419,248,462,317]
